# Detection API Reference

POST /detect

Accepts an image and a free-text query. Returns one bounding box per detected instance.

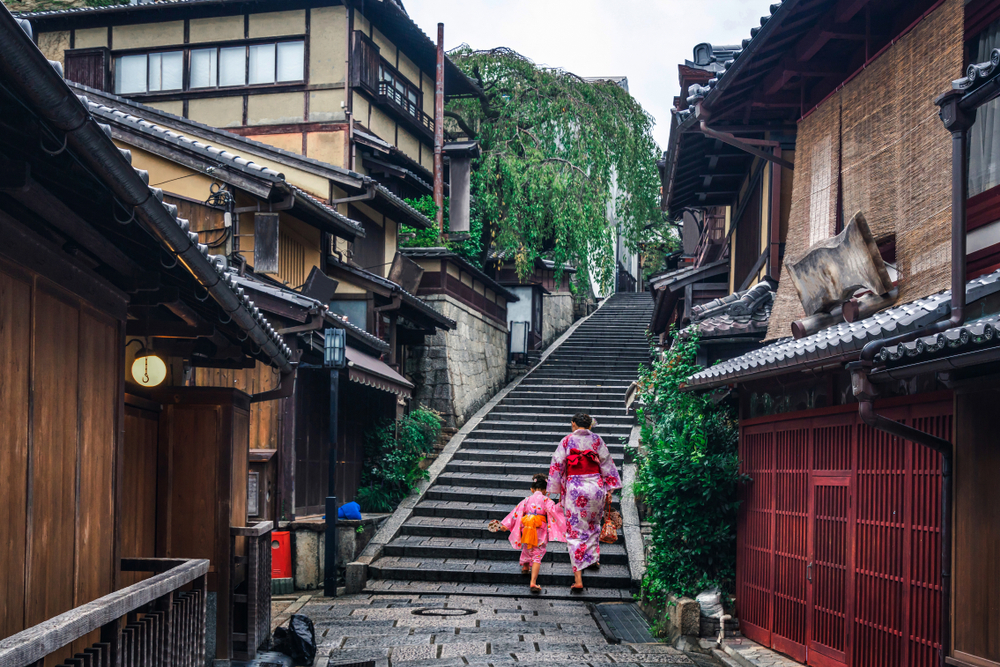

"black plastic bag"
[271,614,317,666]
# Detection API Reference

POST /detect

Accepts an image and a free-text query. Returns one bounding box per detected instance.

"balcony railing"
[230,521,273,661]
[693,212,729,267]
[0,558,208,667]
[377,82,435,138]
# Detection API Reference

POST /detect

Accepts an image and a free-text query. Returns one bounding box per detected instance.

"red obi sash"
[566,448,601,476]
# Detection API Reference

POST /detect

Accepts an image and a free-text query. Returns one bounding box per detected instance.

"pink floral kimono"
[547,429,621,572]
[500,490,567,566]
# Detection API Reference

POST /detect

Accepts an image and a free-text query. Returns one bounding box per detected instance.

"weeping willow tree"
[444,46,662,291]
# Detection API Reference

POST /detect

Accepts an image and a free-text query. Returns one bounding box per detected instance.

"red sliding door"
[737,398,948,667]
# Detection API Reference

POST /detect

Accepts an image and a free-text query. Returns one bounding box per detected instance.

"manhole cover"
[411,607,477,617]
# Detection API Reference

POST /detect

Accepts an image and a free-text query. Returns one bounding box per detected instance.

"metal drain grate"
[593,602,656,643]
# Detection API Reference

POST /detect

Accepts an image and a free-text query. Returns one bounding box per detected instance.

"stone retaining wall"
[542,293,574,347]
[406,294,510,428]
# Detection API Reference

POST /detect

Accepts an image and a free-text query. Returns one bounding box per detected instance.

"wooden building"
[18,0,480,205]
[487,255,577,350]
[672,1,1000,666]
[0,8,284,663]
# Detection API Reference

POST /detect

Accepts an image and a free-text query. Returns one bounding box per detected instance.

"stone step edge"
[362,582,633,603]
[351,297,610,585]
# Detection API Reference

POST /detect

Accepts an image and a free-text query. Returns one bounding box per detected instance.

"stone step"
[474,420,632,433]
[369,555,632,588]
[514,381,632,391]
[498,396,623,406]
[423,485,624,509]
[450,450,624,466]
[435,470,624,492]
[488,407,634,421]
[397,515,624,543]
[460,429,629,444]
[445,458,624,476]
[413,496,621,520]
[383,535,629,564]
[460,438,627,452]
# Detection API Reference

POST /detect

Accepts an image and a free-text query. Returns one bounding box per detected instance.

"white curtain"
[219,46,246,87]
[249,44,275,85]
[190,48,217,89]
[115,54,146,94]
[276,41,304,82]
[970,18,1000,197]
[147,51,182,92]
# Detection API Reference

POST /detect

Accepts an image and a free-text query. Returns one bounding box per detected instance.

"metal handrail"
[0,558,208,667]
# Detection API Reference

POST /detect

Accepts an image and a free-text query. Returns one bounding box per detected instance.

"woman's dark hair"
[531,473,548,490]
[572,413,593,429]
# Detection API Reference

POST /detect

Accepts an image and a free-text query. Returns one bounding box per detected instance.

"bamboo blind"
[766,0,963,340]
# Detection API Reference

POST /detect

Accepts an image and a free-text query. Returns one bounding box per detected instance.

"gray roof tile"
[685,268,1000,389]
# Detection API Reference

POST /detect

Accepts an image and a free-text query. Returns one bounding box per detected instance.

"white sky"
[403,0,774,151]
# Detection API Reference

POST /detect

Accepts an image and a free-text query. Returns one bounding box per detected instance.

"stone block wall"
[406,294,509,428]
[542,293,575,347]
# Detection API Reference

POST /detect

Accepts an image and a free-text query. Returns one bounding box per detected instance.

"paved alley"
[277,593,694,667]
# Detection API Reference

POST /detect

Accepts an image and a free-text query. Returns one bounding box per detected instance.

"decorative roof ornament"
[952,48,1000,91]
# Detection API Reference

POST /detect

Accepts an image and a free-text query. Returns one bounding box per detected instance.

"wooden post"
[433,23,445,234]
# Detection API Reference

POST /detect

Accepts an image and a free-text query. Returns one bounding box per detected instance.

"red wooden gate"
[737,397,948,667]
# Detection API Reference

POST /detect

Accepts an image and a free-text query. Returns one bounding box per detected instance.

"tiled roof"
[325,255,456,330]
[685,269,1000,389]
[687,279,775,339]
[80,96,366,239]
[68,83,435,228]
[878,314,1000,364]
[401,247,520,302]
[649,259,728,291]
[231,273,390,352]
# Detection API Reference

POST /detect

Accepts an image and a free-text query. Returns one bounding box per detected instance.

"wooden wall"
[120,399,161,587]
[195,362,282,450]
[0,257,121,642]
[953,384,1000,667]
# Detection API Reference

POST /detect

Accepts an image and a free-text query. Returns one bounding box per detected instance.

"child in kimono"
[498,473,567,593]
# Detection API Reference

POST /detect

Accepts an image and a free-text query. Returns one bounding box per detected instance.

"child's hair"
[572,412,593,429]
[531,473,548,491]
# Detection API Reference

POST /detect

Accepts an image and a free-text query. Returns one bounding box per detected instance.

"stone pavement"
[273,593,701,667]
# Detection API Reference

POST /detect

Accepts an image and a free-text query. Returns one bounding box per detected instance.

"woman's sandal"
[570,584,584,594]
[530,584,541,594]
[521,567,530,575]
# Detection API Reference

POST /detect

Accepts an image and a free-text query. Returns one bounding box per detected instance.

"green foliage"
[634,329,744,600]
[400,195,484,268]
[355,408,443,513]
[445,47,662,290]
[641,221,681,280]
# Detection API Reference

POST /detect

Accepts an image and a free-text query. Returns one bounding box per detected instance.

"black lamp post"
[323,327,346,597]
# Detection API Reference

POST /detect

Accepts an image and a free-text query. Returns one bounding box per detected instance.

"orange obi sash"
[566,448,601,476]
[521,513,546,547]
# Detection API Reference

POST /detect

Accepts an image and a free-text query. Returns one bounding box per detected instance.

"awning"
[346,346,414,398]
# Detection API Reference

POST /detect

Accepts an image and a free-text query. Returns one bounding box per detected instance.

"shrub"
[355,408,443,513]
[634,329,743,600]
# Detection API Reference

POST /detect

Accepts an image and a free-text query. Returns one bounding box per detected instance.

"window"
[970,17,1000,197]
[378,62,422,119]
[189,41,303,90]
[115,40,305,94]
[114,51,183,94]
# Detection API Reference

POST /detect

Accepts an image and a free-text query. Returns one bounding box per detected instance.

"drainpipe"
[433,23,445,234]
[845,89,973,667]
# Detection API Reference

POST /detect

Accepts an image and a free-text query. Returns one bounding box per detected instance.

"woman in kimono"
[547,412,621,592]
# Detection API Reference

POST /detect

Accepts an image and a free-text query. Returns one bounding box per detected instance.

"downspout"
[0,11,294,374]
[845,89,973,667]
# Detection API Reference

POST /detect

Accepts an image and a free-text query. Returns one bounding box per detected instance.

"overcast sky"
[404,0,773,151]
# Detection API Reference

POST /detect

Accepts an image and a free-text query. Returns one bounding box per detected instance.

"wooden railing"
[377,82,435,137]
[693,213,729,267]
[0,558,208,667]
[230,521,273,661]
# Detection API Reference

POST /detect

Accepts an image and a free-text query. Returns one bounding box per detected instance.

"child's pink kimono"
[500,490,567,566]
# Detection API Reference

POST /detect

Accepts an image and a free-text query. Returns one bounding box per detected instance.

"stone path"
[367,293,655,599]
[278,593,695,667]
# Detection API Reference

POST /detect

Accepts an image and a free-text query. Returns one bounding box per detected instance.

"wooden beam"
[796,14,869,62]
[125,320,215,338]
[763,56,853,94]
[834,0,871,24]
[7,176,144,280]
[0,158,29,192]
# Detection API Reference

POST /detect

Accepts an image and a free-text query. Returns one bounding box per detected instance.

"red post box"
[271,531,292,579]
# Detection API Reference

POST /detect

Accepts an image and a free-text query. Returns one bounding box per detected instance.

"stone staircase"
[368,292,654,598]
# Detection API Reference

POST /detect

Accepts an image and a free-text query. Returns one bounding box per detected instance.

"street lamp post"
[323,328,346,598]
